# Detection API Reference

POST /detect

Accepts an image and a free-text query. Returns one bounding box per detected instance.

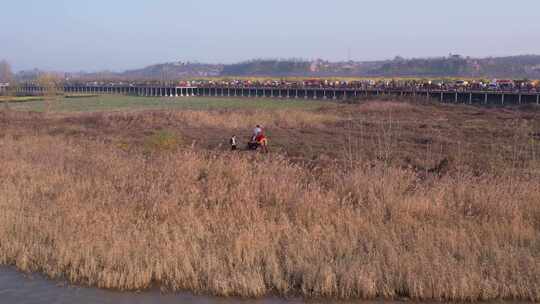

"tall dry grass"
[96,109,340,130]
[1,129,539,301]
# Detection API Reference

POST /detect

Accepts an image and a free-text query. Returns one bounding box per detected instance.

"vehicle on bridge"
[495,79,514,90]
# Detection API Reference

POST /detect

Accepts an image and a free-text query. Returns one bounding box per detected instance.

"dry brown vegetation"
[1,100,540,301]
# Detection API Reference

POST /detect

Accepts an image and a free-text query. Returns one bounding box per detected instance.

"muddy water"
[0,267,349,304]
[6,267,517,304]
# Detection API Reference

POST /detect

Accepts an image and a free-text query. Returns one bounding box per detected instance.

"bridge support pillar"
[440,92,443,102]
[484,93,488,104]
[518,94,522,104]
[502,94,505,105]
[537,94,540,105]
[469,93,472,104]
[455,92,458,103]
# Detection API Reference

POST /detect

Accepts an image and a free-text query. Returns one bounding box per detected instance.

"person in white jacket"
[230,135,238,151]
[252,125,263,141]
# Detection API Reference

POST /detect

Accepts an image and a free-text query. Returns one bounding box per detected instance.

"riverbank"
[0,266,312,304]
[1,99,539,301]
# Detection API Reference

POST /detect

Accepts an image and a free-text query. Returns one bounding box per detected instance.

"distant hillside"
[19,55,540,81]
[120,62,223,80]
[221,59,311,76]
[62,62,223,81]
[367,55,540,78]
[117,55,540,79]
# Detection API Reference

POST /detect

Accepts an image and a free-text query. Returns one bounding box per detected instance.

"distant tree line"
[222,59,311,76]
[7,55,540,81]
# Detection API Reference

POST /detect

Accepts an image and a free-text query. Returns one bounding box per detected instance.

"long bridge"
[10,84,540,106]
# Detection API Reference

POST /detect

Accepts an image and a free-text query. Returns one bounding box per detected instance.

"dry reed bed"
[63,108,340,130]
[1,131,539,301]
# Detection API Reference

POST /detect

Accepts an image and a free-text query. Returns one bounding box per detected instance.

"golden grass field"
[1,97,540,301]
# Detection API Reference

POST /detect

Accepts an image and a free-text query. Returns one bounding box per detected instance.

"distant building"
[0,82,10,95]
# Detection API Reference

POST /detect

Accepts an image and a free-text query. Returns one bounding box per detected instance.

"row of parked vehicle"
[185,79,540,93]
[62,78,540,93]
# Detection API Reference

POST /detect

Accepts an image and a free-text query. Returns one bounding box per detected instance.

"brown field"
[1,98,540,301]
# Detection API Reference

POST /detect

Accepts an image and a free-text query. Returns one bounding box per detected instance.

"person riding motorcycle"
[252,125,263,141]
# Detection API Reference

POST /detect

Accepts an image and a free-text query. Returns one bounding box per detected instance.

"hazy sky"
[1,0,539,72]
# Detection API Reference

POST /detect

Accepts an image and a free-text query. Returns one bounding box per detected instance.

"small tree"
[0,60,12,84]
[37,73,61,113]
[0,60,14,110]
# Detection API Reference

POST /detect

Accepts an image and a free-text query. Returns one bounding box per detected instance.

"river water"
[4,267,519,304]
[0,267,350,304]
